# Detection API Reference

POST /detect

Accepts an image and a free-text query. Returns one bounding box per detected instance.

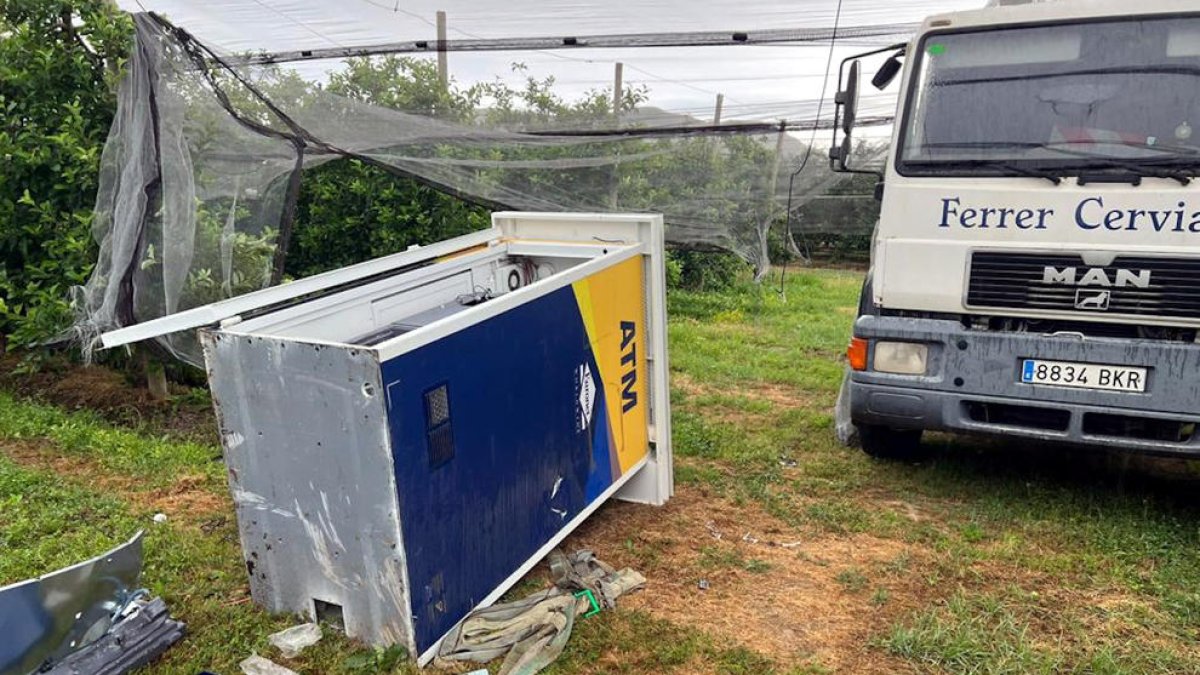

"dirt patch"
[0,353,218,445]
[671,372,708,399]
[1,438,229,523]
[672,372,823,425]
[141,472,230,518]
[562,485,935,673]
[748,381,823,410]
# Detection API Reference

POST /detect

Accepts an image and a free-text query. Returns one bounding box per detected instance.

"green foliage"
[791,153,881,263]
[287,58,649,278]
[139,200,280,310]
[285,55,495,278]
[0,0,131,348]
[667,249,749,291]
[342,645,409,671]
[289,159,489,278]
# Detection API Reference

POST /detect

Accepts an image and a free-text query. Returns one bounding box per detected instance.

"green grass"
[4,267,1200,672]
[0,390,220,487]
[883,592,1064,674]
[882,591,1197,674]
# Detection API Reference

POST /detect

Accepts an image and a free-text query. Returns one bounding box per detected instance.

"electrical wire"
[355,0,439,29]
[247,0,346,48]
[351,0,745,106]
[780,0,844,295]
[355,0,736,74]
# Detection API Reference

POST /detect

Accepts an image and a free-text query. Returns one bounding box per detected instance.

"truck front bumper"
[848,316,1200,457]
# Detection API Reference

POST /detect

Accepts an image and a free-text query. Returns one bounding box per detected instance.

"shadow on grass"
[912,431,1200,509]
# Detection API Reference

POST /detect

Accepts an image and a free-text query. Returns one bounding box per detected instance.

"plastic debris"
[698,579,710,591]
[152,513,168,524]
[705,521,723,540]
[43,597,185,675]
[240,655,299,675]
[268,622,322,658]
[436,549,644,675]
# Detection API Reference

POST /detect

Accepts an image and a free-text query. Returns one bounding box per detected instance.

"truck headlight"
[874,341,928,375]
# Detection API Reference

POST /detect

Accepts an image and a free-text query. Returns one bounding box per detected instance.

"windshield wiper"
[905,156,1064,184]
[1039,143,1194,185]
[989,161,1065,185]
[913,141,1195,184]
[1076,159,1192,185]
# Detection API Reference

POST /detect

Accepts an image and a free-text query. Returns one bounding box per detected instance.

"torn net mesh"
[74,13,890,364]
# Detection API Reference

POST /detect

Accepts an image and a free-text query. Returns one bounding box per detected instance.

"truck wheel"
[858,424,926,461]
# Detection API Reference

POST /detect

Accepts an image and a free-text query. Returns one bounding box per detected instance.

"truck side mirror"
[830,60,860,171]
[871,52,903,90]
[839,60,861,135]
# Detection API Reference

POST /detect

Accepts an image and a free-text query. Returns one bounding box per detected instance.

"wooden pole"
[612,62,624,115]
[713,93,724,125]
[609,62,623,208]
[436,10,448,90]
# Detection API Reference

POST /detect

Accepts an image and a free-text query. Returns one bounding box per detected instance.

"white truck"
[832,0,1200,459]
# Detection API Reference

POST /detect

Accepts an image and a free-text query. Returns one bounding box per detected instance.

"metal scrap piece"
[43,597,185,675]
[0,532,145,675]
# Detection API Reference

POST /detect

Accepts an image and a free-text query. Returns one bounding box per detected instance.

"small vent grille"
[424,384,454,468]
[425,385,450,427]
[963,401,1070,431]
[967,252,1200,319]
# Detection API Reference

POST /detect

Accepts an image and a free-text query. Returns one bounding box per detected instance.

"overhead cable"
[231,23,917,66]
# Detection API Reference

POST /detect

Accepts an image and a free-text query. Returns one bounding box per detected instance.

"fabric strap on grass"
[435,549,645,675]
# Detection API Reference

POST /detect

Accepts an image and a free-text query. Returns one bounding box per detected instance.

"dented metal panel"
[201,332,415,652]
[0,532,144,675]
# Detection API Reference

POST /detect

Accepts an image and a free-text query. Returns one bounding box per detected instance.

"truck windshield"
[898,16,1200,176]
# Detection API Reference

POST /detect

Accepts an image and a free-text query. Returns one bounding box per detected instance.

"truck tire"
[858,424,926,461]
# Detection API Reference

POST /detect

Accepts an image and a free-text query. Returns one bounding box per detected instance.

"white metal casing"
[97,212,674,664]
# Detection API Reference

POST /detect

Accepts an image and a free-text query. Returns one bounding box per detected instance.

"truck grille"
[967,252,1200,320]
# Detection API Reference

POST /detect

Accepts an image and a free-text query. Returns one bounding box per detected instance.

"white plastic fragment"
[268,622,323,658]
[240,655,298,675]
[152,513,168,523]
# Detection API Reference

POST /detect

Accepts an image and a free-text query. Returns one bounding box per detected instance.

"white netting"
[75,12,898,363]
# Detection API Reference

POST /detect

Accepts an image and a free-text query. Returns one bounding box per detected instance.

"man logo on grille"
[1042,266,1151,288]
[1075,289,1111,311]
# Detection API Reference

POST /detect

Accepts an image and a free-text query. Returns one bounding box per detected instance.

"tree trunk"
[141,349,169,401]
[753,223,772,281]
[786,228,809,264]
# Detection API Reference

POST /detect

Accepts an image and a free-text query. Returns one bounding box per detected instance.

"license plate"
[1020,359,1147,392]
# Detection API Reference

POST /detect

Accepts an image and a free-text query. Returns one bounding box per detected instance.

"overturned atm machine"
[101,212,673,662]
